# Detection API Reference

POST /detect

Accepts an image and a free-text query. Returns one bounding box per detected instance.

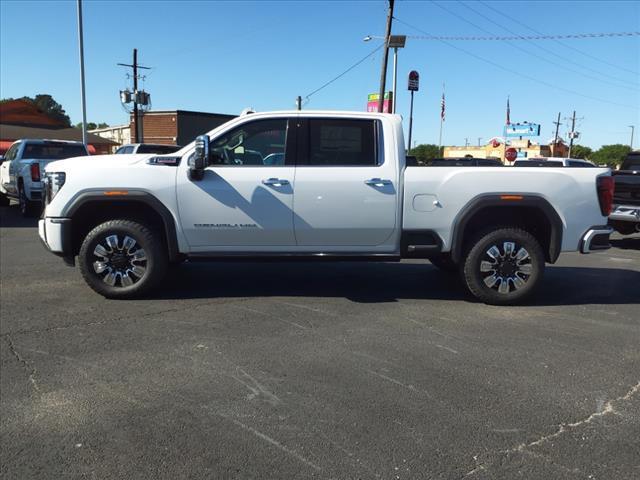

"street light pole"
[629,125,635,150]
[392,47,398,113]
[76,0,87,146]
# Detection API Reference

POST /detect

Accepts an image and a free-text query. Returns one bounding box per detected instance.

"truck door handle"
[262,178,290,187]
[365,178,392,186]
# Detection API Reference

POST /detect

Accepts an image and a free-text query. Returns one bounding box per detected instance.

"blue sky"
[1,0,638,149]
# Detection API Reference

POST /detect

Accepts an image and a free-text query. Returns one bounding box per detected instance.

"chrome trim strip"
[580,227,613,254]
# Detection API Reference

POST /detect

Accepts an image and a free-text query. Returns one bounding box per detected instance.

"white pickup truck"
[39,111,614,304]
[0,139,88,216]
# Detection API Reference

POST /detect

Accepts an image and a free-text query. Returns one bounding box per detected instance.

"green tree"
[409,144,443,164]
[1,94,71,126]
[75,122,109,130]
[591,144,631,166]
[570,145,592,159]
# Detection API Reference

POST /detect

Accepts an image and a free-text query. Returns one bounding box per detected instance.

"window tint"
[210,119,288,166]
[568,160,594,167]
[307,119,377,166]
[23,144,87,160]
[137,144,180,154]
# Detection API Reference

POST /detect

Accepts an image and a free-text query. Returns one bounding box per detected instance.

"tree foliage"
[591,144,631,166]
[569,145,592,159]
[75,122,109,130]
[1,94,72,127]
[409,144,443,164]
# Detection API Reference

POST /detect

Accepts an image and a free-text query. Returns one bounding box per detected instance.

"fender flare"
[450,194,564,264]
[62,189,180,261]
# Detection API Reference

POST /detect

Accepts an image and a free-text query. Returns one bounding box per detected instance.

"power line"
[401,31,640,41]
[393,17,639,111]
[304,44,383,103]
[459,0,639,89]
[476,0,639,76]
[432,1,638,92]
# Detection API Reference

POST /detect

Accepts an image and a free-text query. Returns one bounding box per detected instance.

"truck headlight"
[45,172,66,202]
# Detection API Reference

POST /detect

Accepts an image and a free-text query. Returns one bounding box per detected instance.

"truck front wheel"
[78,219,168,299]
[462,227,545,305]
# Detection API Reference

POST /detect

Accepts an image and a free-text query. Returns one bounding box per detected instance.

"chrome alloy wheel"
[479,241,533,294]
[92,234,147,287]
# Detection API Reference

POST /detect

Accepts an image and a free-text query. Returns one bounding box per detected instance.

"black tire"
[429,254,459,273]
[78,219,168,299]
[18,186,40,217]
[462,227,545,305]
[0,192,9,207]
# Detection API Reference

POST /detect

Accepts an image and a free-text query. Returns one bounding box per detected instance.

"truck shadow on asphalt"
[152,261,640,306]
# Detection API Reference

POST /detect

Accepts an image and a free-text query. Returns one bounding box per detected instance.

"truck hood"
[44,154,154,173]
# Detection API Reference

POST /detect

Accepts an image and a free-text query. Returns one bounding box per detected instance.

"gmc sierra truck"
[0,139,88,216]
[39,111,614,305]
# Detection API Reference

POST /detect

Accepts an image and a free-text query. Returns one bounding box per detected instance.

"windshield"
[23,143,87,160]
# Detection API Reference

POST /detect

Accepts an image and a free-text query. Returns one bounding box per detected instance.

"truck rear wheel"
[462,227,545,305]
[78,219,168,299]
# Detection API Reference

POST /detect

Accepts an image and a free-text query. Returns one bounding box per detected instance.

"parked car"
[429,157,503,167]
[0,139,88,215]
[115,143,182,155]
[513,157,597,167]
[39,111,613,305]
[609,150,640,235]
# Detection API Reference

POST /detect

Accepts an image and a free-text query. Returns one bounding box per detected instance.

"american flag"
[506,97,511,125]
[440,93,445,121]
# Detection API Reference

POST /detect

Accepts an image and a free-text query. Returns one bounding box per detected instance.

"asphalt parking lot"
[1,204,638,480]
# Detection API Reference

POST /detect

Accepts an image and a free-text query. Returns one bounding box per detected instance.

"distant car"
[513,157,597,168]
[429,157,503,167]
[115,143,182,155]
[0,139,89,215]
[609,150,640,235]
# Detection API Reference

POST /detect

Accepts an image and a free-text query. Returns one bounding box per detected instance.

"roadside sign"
[367,92,393,113]
[408,71,419,91]
[505,147,518,162]
[504,123,541,138]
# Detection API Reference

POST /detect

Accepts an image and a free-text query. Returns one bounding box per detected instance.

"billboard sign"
[504,122,541,138]
[367,92,393,113]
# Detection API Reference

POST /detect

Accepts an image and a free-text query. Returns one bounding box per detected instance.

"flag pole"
[438,83,444,154]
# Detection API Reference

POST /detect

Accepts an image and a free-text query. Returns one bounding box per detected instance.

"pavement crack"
[507,381,640,454]
[4,335,40,392]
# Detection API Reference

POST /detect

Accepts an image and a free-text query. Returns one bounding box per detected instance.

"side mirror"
[188,135,209,180]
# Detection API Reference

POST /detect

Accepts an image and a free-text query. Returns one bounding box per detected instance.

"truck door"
[176,117,297,249]
[292,117,399,247]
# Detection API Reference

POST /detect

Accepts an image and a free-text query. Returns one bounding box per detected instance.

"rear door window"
[302,119,378,166]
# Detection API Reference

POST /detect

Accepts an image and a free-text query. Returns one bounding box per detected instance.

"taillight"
[30,163,40,182]
[596,176,614,216]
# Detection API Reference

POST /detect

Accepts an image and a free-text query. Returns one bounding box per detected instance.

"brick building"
[130,110,236,147]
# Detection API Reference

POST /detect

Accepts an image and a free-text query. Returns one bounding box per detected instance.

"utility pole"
[568,110,576,157]
[377,0,395,113]
[118,49,150,143]
[553,112,562,156]
[296,96,302,111]
[76,0,87,146]
[629,125,635,149]
[465,137,469,147]
[478,137,482,147]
